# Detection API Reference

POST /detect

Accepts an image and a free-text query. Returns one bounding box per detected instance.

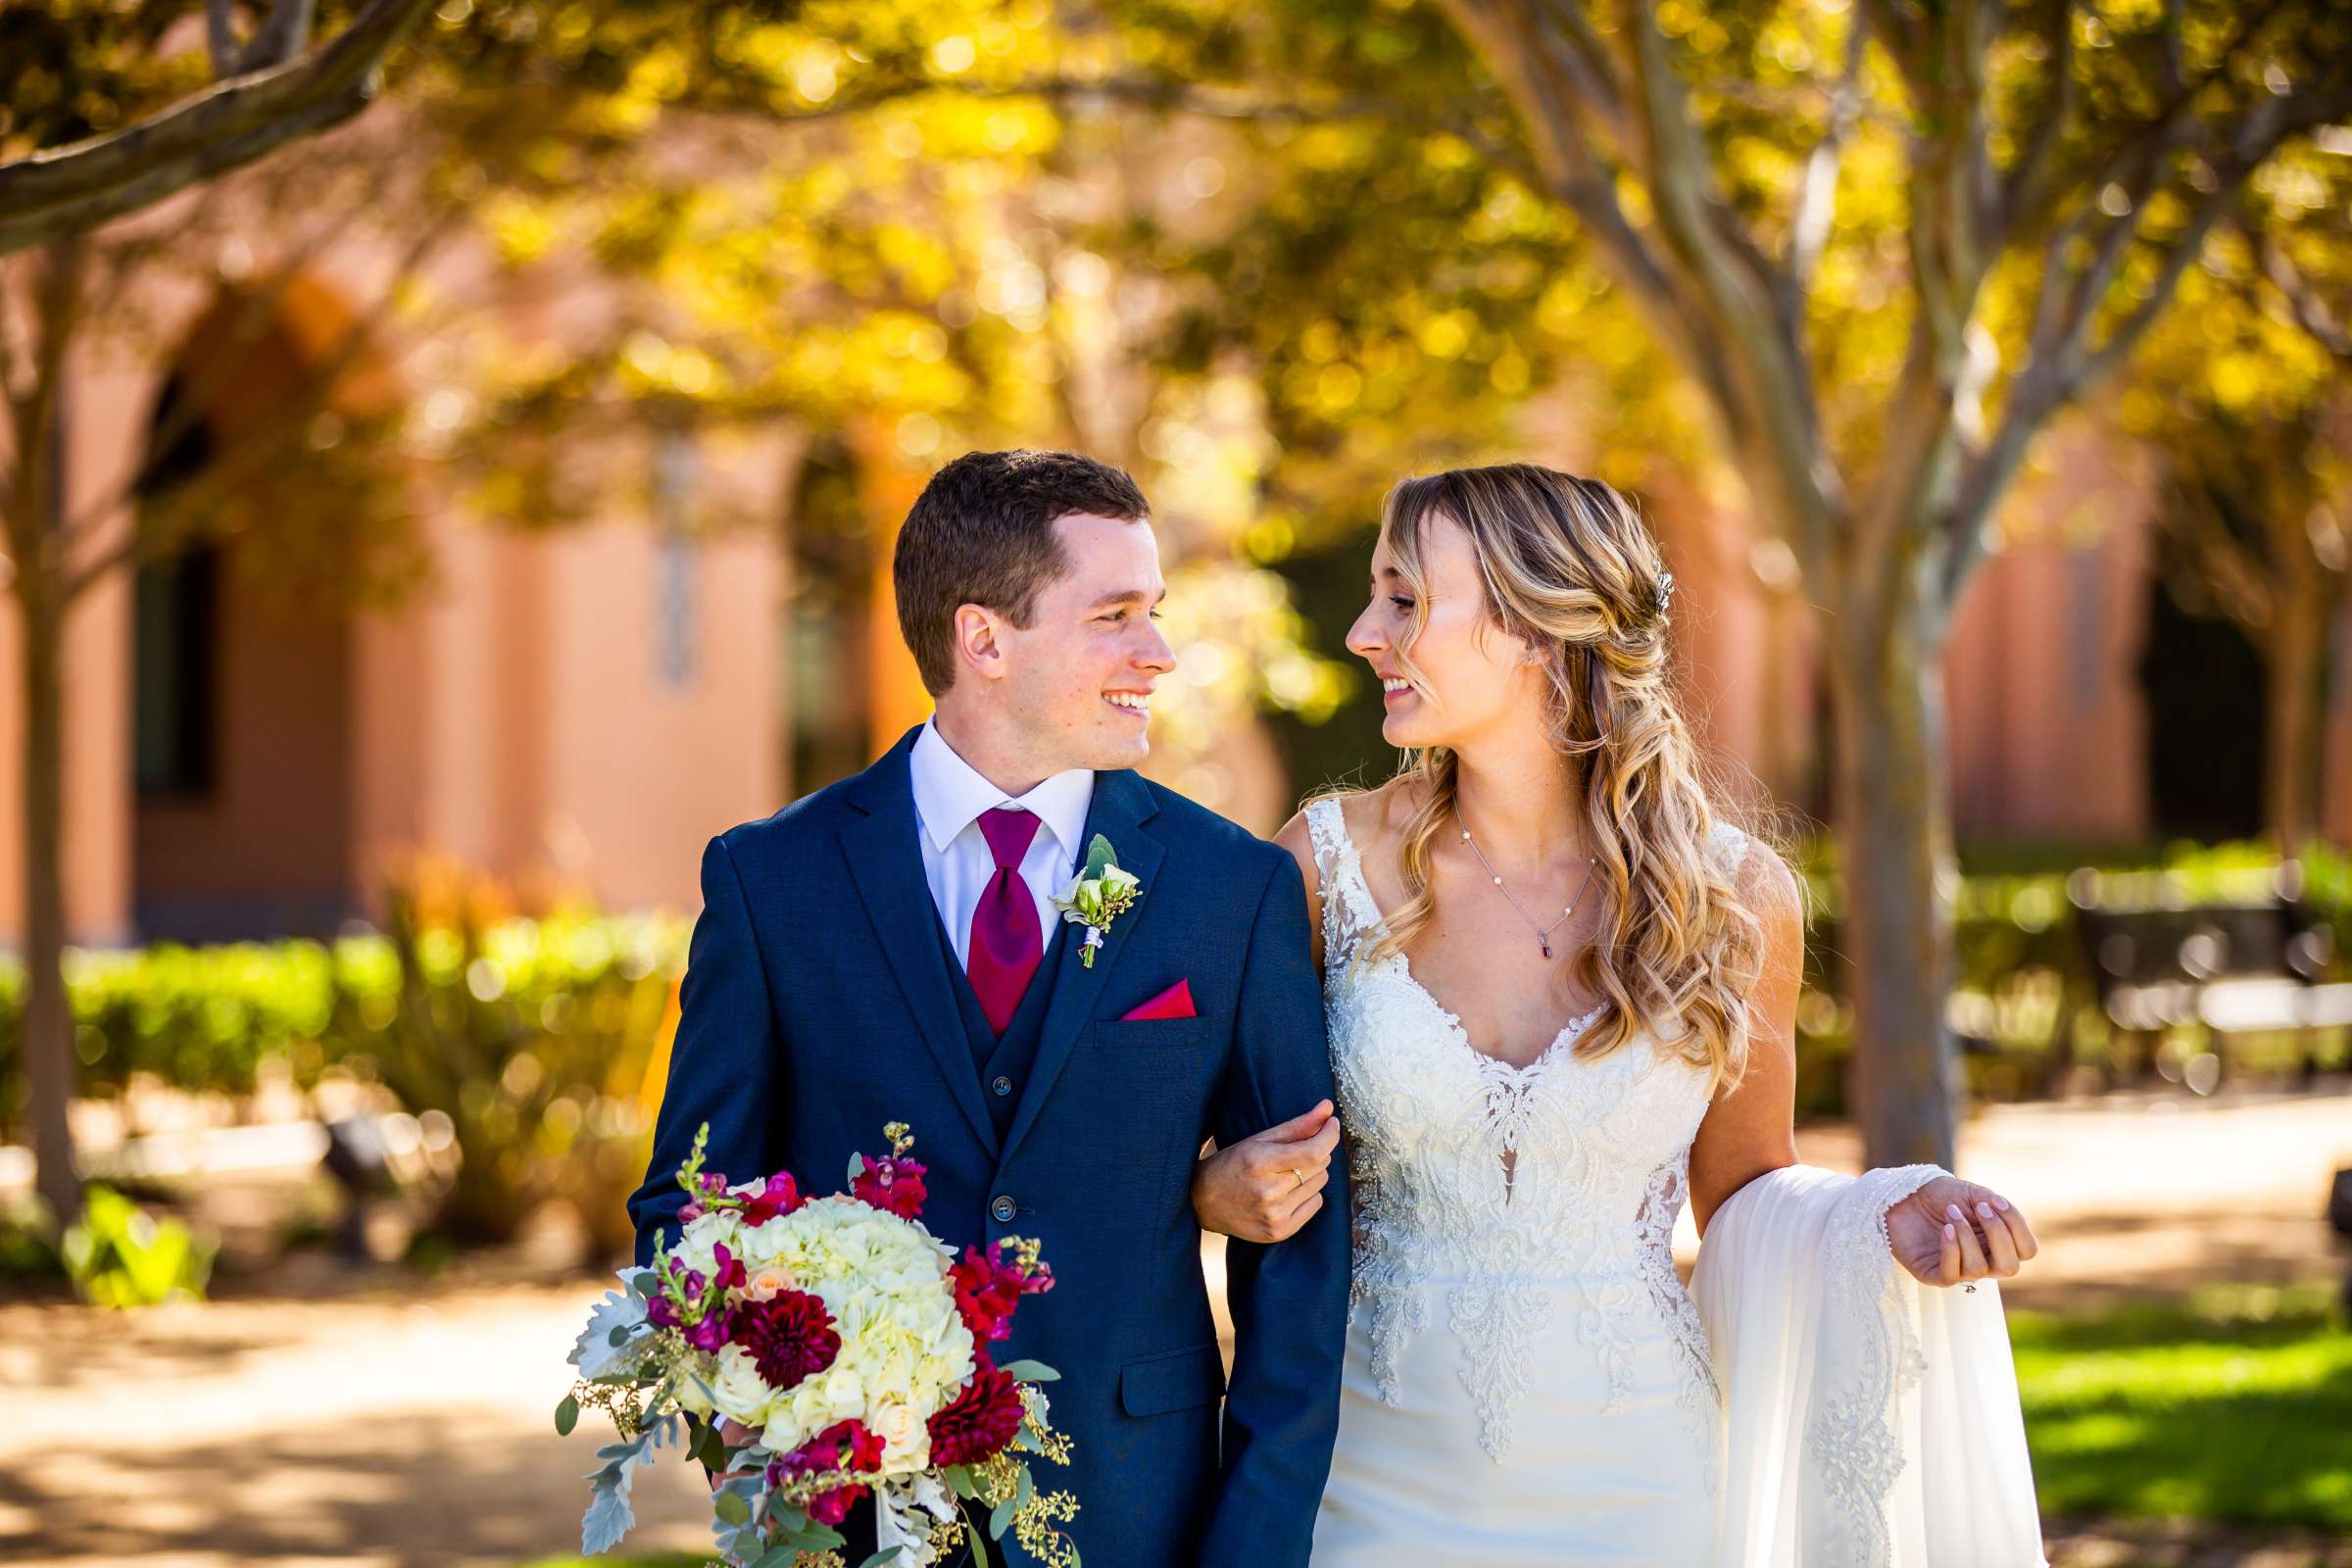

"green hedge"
[0,901,688,1256]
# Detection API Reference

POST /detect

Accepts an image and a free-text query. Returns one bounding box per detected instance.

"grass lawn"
[2012,1282,2352,1535]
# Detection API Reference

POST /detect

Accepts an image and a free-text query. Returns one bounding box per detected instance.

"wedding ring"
[1964,1283,1978,1294]
[1289,1167,1305,1191]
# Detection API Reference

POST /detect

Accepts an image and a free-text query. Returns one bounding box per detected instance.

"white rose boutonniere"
[1050,833,1143,968]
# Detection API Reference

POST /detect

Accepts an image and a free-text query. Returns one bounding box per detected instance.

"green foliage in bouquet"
[60,1184,215,1308]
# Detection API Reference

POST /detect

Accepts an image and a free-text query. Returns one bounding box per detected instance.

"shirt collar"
[909,716,1096,867]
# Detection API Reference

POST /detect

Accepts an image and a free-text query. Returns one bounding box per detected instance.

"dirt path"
[3,1088,2346,1567]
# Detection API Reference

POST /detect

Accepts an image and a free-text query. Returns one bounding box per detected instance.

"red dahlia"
[729,1288,840,1390]
[926,1362,1027,1466]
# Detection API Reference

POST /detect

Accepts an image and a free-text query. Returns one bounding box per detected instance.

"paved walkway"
[2,1087,2346,1567]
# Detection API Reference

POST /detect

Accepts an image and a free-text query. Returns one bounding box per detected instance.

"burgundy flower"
[769,1418,884,1481]
[950,1242,1053,1345]
[805,1481,868,1527]
[926,1362,1026,1466]
[710,1242,748,1295]
[682,1304,735,1353]
[851,1155,928,1221]
[765,1418,883,1527]
[741,1172,804,1227]
[730,1289,840,1390]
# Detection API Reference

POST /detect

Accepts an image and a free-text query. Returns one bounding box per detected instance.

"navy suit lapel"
[840,726,1002,1158]
[1001,766,1164,1165]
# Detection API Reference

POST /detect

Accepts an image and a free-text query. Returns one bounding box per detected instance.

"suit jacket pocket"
[1118,1342,1227,1417]
[1091,1014,1220,1050]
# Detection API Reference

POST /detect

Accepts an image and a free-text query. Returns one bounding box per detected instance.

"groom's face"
[992,511,1175,772]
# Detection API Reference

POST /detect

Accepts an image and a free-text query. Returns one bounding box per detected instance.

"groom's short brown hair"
[894,448,1151,697]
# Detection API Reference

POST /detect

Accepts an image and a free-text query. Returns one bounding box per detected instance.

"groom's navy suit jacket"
[628,723,1350,1566]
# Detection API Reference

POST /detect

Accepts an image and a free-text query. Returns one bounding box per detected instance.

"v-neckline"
[1327,806,1609,1079]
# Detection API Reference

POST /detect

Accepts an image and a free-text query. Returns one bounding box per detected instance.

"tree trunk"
[2262,578,2328,856]
[19,434,79,1228]
[1826,585,1962,1171]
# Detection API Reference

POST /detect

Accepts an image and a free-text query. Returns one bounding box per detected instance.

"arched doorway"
[130,283,389,940]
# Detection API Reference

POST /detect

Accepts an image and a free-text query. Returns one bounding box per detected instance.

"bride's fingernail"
[1943,1223,1956,1240]
[1978,1202,1995,1219]
[1992,1196,2011,1210]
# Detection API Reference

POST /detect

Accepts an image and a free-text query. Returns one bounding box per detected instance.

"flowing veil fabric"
[1691,1163,2047,1567]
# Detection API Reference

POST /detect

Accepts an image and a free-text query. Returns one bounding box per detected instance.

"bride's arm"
[1688,837,2040,1284]
[1687,836,1805,1237]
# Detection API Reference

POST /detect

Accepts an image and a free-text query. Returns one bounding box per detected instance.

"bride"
[1194,463,2046,1565]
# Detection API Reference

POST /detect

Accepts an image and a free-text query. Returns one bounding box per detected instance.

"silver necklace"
[1458,819,1594,959]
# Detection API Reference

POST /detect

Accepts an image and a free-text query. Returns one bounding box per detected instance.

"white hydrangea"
[675,1195,978,1468]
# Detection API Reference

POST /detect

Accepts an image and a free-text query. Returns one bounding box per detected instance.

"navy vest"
[926,899,1069,1141]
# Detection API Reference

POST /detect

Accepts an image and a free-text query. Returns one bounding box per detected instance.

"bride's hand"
[1885,1175,2039,1289]
[1190,1101,1341,1244]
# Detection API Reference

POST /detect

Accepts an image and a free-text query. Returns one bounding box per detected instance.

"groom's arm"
[627,831,784,1269]
[1199,850,1350,1567]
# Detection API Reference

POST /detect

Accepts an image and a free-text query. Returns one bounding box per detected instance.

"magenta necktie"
[967,807,1044,1034]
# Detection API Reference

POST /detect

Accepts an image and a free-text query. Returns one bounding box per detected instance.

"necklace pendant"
[1540,940,1551,958]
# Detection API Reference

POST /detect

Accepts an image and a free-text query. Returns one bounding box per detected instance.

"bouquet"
[559,1122,1079,1568]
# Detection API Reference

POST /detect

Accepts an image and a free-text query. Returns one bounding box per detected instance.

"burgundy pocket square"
[1120,978,1198,1021]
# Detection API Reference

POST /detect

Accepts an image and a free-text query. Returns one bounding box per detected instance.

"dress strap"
[1709,818,1751,879]
[1303,796,1378,975]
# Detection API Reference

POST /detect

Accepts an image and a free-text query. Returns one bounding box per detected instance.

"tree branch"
[206,0,241,78]
[238,0,320,74]
[0,0,436,255]
[2253,222,2352,362]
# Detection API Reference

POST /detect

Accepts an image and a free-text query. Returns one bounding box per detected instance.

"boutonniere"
[1051,833,1143,968]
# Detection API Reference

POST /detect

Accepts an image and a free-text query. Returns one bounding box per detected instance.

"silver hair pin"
[1655,570,1677,617]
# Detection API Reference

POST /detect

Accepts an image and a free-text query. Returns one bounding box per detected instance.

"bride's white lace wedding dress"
[1302,800,2045,1567]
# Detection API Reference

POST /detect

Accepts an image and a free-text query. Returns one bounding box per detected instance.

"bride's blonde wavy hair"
[1336,463,1774,1093]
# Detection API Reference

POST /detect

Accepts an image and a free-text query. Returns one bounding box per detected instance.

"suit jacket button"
[991,1075,1013,1097]
[991,1195,1017,1223]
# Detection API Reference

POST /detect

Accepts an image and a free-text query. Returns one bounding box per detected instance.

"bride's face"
[1346,508,1540,752]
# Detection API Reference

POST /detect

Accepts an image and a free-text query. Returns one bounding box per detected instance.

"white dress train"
[1301,800,2045,1567]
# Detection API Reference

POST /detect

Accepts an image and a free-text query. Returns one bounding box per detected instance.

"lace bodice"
[1307,797,1751,1465]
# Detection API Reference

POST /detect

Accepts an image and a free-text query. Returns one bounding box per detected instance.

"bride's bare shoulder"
[1329,775,1431,863]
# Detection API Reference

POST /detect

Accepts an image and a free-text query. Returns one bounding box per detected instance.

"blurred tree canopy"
[466,0,2350,1165]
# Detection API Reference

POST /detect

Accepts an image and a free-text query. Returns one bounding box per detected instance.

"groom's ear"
[951,602,1010,685]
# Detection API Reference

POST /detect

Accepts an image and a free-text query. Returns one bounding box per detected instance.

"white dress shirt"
[908,716,1097,968]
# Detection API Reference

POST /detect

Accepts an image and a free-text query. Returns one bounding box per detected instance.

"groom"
[628,449,1350,1565]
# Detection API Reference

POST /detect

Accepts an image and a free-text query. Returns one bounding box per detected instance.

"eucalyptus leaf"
[966,1519,992,1568]
[747,1544,801,1568]
[941,1464,979,1500]
[847,1152,866,1186]
[989,1495,1015,1540]
[713,1489,751,1527]
[995,1359,1059,1383]
[1083,833,1117,880]
[858,1550,909,1568]
[554,1394,579,1437]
